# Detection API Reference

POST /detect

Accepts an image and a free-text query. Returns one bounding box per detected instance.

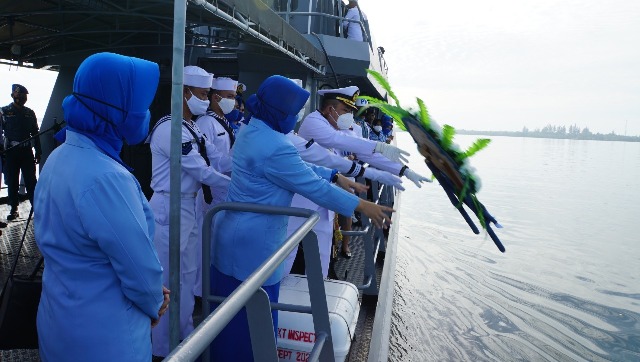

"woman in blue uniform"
[34,53,169,362]
[210,76,393,361]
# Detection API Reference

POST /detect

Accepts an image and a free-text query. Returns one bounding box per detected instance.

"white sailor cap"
[317,86,360,109]
[184,66,213,88]
[212,77,238,91]
[236,82,247,94]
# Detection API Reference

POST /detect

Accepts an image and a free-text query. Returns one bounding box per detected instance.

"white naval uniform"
[283,130,377,278]
[298,110,403,175]
[148,117,231,357]
[193,111,233,296]
[343,7,367,41]
[284,112,404,278]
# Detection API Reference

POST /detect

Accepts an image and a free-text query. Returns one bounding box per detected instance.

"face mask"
[218,97,236,114]
[72,92,151,145]
[296,108,306,123]
[279,114,298,134]
[337,113,354,130]
[330,106,354,130]
[12,95,27,106]
[225,108,241,123]
[185,90,209,116]
[119,111,151,145]
[373,125,383,132]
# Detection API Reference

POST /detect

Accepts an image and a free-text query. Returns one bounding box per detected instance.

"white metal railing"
[165,202,336,362]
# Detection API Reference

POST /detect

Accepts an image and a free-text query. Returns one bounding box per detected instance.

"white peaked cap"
[355,98,368,107]
[318,85,360,109]
[212,77,238,91]
[289,78,303,88]
[237,82,247,92]
[317,85,359,97]
[184,66,213,88]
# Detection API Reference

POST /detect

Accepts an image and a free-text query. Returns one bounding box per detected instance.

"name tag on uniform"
[182,141,193,155]
[217,132,226,137]
[305,139,315,149]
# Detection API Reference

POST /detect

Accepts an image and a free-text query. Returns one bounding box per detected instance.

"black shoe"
[7,211,19,221]
[341,250,352,259]
[0,221,7,228]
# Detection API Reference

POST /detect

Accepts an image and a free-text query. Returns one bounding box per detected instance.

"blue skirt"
[209,265,280,362]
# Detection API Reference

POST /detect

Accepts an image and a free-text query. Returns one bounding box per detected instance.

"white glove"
[404,168,432,188]
[363,167,405,191]
[374,142,410,163]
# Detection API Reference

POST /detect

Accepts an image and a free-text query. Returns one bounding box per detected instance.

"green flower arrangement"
[358,69,505,252]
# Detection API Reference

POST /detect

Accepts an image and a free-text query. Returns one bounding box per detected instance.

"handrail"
[341,225,370,236]
[275,11,369,43]
[165,202,334,362]
[190,0,326,74]
[168,0,187,350]
[347,179,396,294]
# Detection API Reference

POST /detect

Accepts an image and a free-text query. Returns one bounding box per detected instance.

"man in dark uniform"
[0,84,41,220]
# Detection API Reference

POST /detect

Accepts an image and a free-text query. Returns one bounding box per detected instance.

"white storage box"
[276,275,360,362]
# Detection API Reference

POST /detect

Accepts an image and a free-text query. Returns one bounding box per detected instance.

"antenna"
[625,120,627,136]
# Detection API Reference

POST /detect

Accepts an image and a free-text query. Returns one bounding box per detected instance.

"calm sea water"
[389,133,640,361]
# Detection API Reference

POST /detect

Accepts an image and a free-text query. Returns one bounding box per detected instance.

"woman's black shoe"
[341,250,352,259]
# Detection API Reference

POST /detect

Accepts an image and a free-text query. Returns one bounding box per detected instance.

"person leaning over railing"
[209,75,393,362]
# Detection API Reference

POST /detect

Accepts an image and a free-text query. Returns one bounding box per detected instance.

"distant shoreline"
[456,130,640,143]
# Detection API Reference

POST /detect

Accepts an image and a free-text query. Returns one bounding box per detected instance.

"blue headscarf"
[381,114,393,136]
[245,75,309,134]
[61,52,159,170]
[225,109,243,125]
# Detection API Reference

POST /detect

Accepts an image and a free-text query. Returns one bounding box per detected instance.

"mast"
[169,0,186,350]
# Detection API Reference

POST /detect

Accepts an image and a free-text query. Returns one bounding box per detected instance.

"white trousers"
[149,193,199,357]
[193,188,227,297]
[283,203,334,279]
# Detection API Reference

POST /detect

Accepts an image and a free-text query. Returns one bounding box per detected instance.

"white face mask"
[185,90,209,116]
[330,106,354,130]
[297,108,306,123]
[373,125,383,132]
[218,97,236,114]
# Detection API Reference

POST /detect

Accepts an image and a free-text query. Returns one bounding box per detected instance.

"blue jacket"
[34,131,164,361]
[212,119,360,285]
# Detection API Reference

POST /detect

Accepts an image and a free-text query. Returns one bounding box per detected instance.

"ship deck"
[333,229,386,362]
[0,199,41,362]
[0,200,391,362]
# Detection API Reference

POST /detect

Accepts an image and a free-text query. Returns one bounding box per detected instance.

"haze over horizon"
[365,0,640,136]
[1,0,639,136]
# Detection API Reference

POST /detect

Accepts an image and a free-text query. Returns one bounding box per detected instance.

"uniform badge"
[181,141,193,155]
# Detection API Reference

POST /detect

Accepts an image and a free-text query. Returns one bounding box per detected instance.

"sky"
[0,65,58,121]
[364,0,640,135]
[1,0,639,135]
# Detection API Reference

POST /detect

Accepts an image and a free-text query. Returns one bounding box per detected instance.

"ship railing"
[342,179,396,295]
[276,11,370,42]
[165,202,337,362]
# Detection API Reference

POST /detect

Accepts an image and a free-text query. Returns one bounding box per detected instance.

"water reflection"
[389,134,640,361]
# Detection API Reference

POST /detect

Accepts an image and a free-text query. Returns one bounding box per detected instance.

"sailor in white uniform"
[192,77,238,296]
[297,86,428,186]
[286,86,429,277]
[283,130,404,276]
[343,0,367,41]
[148,66,231,358]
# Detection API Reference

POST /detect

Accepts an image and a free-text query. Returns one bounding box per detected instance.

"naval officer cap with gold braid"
[318,86,359,110]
